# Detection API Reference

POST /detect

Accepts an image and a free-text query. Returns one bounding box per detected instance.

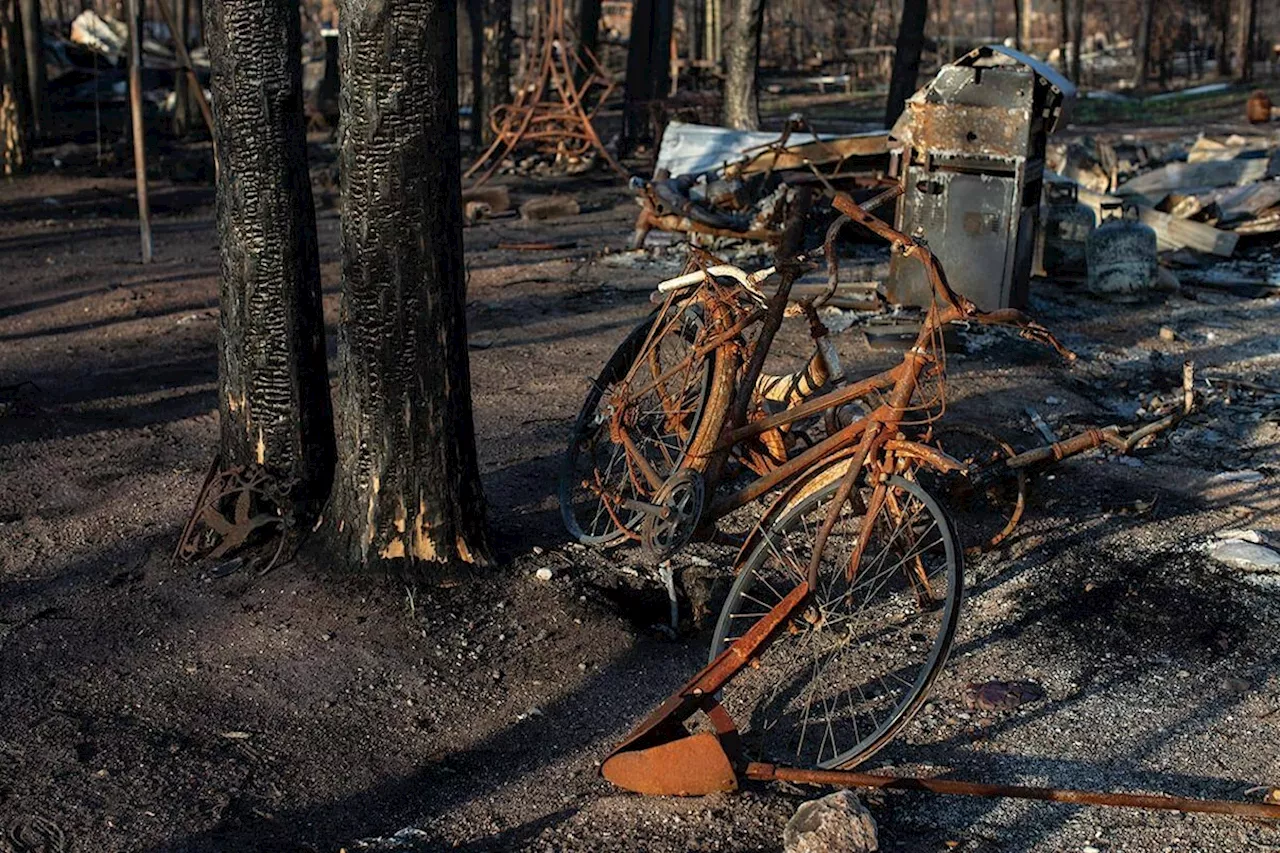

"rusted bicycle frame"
[600,187,1072,558]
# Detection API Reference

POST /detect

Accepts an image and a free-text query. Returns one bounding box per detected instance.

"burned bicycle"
[556,183,1213,802]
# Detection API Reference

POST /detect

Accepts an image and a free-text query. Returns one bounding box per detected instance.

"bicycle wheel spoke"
[712,475,961,770]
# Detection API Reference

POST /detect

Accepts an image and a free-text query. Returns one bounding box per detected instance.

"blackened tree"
[331,0,491,574]
[723,0,765,129]
[885,0,926,128]
[204,0,336,519]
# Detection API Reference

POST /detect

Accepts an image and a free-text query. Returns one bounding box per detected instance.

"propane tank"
[1041,181,1095,278]
[1087,201,1157,301]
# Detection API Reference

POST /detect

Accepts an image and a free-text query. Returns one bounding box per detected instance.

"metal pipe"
[127,0,152,264]
[746,763,1280,819]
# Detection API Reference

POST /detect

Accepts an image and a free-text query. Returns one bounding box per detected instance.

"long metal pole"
[127,0,152,264]
[746,764,1280,820]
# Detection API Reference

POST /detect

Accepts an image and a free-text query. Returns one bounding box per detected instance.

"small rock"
[1208,470,1264,484]
[1045,396,1062,405]
[534,567,554,581]
[1159,326,1177,342]
[1215,529,1265,544]
[519,195,581,221]
[784,790,878,853]
[1208,539,1280,573]
[1221,676,1250,694]
[962,680,1045,712]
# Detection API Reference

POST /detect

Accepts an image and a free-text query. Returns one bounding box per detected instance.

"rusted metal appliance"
[886,45,1075,311]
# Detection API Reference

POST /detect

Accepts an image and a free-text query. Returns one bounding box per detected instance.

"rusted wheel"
[559,293,736,546]
[710,474,962,770]
[930,423,1026,554]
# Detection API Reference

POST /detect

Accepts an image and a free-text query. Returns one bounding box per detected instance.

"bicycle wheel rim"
[710,474,963,769]
[558,305,715,546]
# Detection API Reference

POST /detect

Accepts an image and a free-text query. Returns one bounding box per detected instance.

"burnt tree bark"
[467,0,511,145]
[481,0,512,144]
[1070,0,1082,83]
[17,0,41,137]
[1132,0,1154,87]
[577,0,600,70]
[465,0,483,148]
[1232,0,1256,82]
[622,0,674,148]
[722,0,764,130]
[1057,0,1068,73]
[0,0,30,173]
[205,0,336,517]
[333,0,491,573]
[884,0,925,128]
[173,0,193,135]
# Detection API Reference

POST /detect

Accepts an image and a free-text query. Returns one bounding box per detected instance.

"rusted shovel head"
[602,732,738,796]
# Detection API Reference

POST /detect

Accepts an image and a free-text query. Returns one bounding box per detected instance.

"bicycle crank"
[641,469,705,561]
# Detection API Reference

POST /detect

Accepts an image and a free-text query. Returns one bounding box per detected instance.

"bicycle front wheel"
[711,473,963,769]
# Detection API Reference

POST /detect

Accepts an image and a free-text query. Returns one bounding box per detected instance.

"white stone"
[1214,529,1265,544]
[784,790,878,853]
[534,567,554,581]
[1209,539,1280,573]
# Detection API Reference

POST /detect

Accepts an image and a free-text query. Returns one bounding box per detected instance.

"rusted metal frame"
[620,287,687,389]
[882,439,966,474]
[1003,410,1186,473]
[883,480,938,607]
[648,341,690,449]
[545,38,626,177]
[801,423,885,586]
[708,418,871,519]
[637,208,786,244]
[720,363,904,447]
[607,582,811,757]
[809,331,934,583]
[591,467,644,542]
[617,427,665,493]
[721,189,815,446]
[619,295,754,405]
[744,763,1280,820]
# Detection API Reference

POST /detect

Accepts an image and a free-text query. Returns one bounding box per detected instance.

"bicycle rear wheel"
[710,473,962,769]
[559,297,733,546]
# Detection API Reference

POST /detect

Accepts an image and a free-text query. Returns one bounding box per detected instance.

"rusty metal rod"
[154,0,215,146]
[126,0,152,264]
[746,763,1280,819]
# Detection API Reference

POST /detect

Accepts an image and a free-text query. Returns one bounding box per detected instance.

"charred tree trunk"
[1057,0,1068,73]
[1070,0,1082,83]
[1011,0,1021,49]
[622,0,674,148]
[205,0,336,519]
[1132,0,1153,87]
[578,0,600,69]
[173,0,192,135]
[0,0,29,173]
[480,0,512,144]
[465,0,483,148]
[1232,0,1255,82]
[722,0,764,130]
[17,0,41,137]
[332,0,491,574]
[884,0,925,128]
